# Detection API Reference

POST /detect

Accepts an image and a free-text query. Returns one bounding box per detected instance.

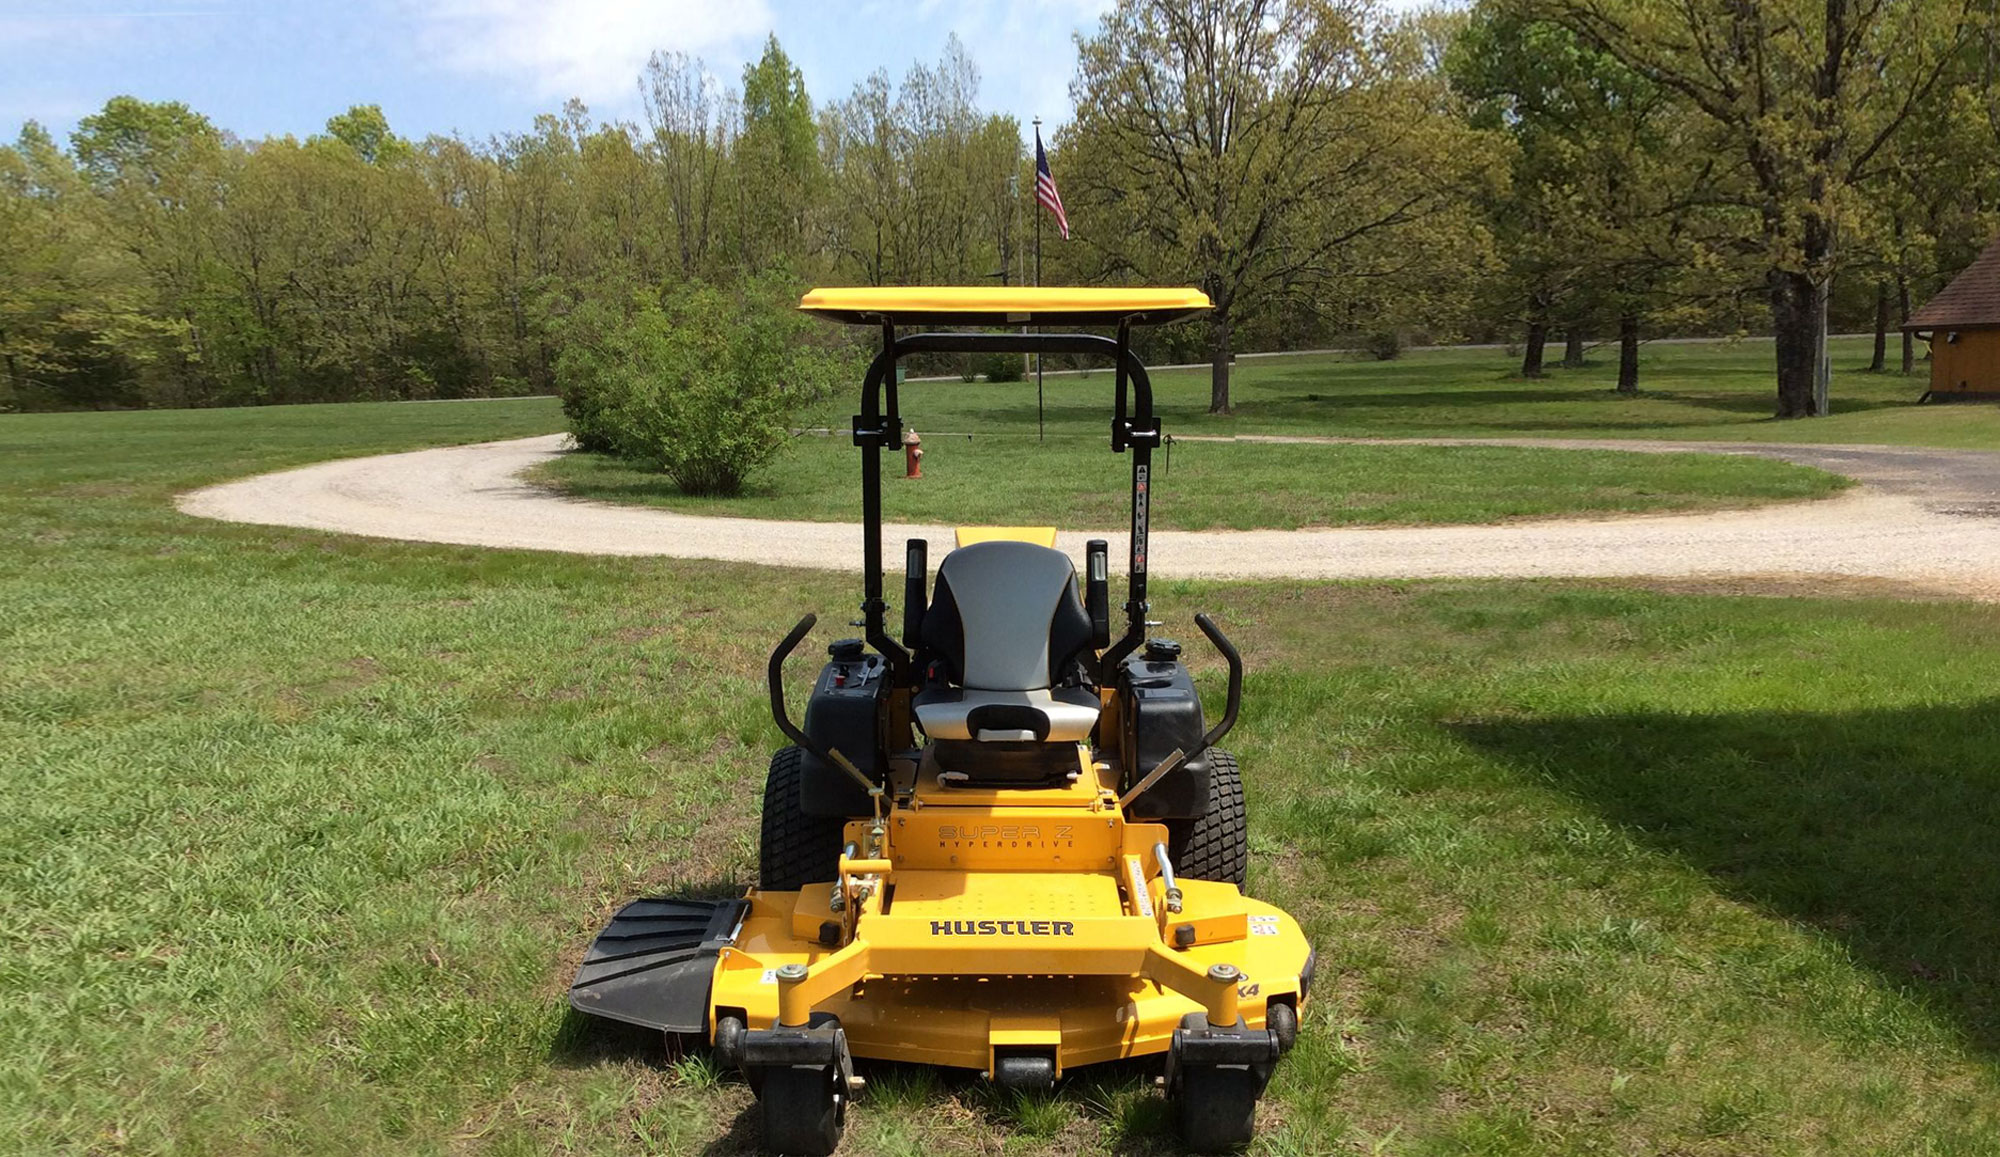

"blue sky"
[0,0,1116,146]
[0,0,1431,148]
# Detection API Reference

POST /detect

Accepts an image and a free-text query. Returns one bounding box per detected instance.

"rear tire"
[759,746,846,891]
[1166,749,1248,886]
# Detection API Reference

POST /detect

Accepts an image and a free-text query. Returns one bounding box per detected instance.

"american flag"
[1035,127,1069,241]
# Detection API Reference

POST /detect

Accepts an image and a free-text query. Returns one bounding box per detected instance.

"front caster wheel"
[1174,1064,1261,1153]
[758,1065,844,1155]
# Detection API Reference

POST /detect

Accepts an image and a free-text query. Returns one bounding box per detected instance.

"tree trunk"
[1869,282,1889,372]
[1616,311,1640,393]
[1521,319,1548,378]
[1770,268,1827,418]
[1898,277,1914,374]
[1,324,16,400]
[1208,310,1232,414]
[1814,276,1831,415]
[1562,329,1586,369]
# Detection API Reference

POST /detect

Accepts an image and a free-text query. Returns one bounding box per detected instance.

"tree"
[819,39,1021,289]
[0,123,164,409]
[321,104,408,164]
[1067,0,1497,412]
[642,52,733,281]
[1848,46,2000,376]
[1451,6,1715,392]
[738,36,820,269]
[70,96,219,191]
[1519,0,1982,417]
[68,96,229,405]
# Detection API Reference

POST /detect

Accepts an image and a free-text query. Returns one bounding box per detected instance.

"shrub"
[982,353,1024,382]
[551,301,627,453]
[1364,330,1403,361]
[555,280,859,496]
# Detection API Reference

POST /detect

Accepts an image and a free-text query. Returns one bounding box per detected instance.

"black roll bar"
[852,349,911,683]
[851,328,1164,688]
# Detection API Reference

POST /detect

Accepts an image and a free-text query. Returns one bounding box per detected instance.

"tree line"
[4,0,1998,418]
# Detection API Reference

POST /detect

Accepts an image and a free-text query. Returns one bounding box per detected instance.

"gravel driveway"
[177,433,2000,597]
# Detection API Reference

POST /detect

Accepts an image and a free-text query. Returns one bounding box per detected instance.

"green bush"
[557,372,621,454]
[554,281,858,496]
[1364,330,1404,361]
[982,353,1024,382]
[551,298,627,453]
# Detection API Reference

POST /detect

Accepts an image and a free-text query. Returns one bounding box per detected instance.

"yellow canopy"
[798,285,1210,327]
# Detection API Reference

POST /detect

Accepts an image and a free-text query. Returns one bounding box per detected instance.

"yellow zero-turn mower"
[569,287,1315,1154]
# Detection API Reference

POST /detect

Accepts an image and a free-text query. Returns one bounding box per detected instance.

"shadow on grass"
[1239,387,1912,420]
[535,452,795,503]
[548,1003,664,1068]
[550,1013,1184,1151]
[697,1105,765,1156]
[1455,700,2000,1053]
[1257,387,1622,410]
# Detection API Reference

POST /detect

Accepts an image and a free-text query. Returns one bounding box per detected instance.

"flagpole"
[1034,117,1044,444]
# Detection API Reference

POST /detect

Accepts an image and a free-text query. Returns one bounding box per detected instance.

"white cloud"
[412,0,773,111]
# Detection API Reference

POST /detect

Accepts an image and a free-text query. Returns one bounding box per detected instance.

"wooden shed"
[1905,237,2000,401]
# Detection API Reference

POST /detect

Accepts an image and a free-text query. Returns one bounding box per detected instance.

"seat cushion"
[920,540,1093,691]
[914,687,1102,742]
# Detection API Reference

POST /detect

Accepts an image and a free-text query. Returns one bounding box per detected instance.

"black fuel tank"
[798,641,886,817]
[1118,640,1210,820]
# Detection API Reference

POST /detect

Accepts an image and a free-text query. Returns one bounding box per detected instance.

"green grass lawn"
[6,399,2000,1155]
[532,436,1847,532]
[534,335,1991,528]
[993,334,1998,447]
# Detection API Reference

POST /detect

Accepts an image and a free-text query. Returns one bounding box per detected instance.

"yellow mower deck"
[702,753,1312,1076]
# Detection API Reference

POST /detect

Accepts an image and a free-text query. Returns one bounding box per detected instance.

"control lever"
[766,613,875,799]
[1191,612,1243,755]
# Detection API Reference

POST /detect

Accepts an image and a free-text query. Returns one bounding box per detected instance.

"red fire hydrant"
[903,428,923,479]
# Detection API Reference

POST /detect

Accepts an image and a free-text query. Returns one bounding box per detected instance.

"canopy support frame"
[852,328,1160,687]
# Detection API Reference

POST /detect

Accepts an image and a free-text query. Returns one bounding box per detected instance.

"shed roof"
[1907,237,2000,330]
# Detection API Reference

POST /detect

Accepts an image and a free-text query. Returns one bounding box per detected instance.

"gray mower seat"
[914,540,1101,743]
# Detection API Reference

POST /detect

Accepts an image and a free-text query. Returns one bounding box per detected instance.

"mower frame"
[569,288,1314,1155]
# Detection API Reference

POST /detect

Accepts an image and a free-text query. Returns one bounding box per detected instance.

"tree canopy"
[6,7,2000,416]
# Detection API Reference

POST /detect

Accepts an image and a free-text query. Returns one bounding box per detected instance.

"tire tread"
[1168,749,1248,886]
[759,747,846,891]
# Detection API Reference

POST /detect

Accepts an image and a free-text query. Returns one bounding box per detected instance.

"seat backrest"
[919,540,1093,691]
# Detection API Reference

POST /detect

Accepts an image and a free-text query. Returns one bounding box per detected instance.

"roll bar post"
[853,339,912,684]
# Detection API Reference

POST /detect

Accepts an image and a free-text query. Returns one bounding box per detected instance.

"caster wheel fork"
[758,1063,846,1155]
[1164,1012,1281,1154]
[1175,1064,1261,1153]
[743,1016,854,1156]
